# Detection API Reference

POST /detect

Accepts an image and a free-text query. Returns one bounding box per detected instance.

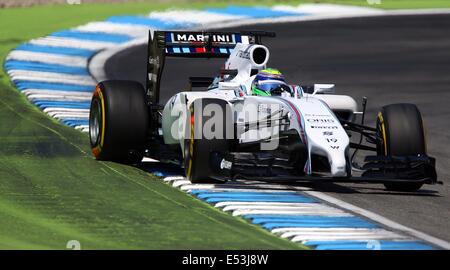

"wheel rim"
[89,98,101,146]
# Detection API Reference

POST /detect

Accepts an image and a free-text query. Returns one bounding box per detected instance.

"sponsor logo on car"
[174,33,233,43]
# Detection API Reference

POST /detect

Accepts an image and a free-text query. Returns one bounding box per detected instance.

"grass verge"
[0,78,306,249]
[0,1,309,249]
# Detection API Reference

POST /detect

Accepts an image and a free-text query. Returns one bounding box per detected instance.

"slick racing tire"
[376,103,426,191]
[89,80,148,164]
[184,98,232,183]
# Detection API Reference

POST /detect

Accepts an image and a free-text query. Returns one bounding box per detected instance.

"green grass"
[0,77,307,249]
[0,0,448,250]
[0,1,309,250]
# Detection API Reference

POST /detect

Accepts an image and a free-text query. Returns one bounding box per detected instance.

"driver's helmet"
[251,68,292,97]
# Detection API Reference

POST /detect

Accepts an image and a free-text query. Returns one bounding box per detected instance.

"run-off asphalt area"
[105,14,450,242]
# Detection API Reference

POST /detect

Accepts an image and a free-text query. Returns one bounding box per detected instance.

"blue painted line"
[33,99,90,104]
[244,214,337,220]
[304,240,432,247]
[190,190,298,196]
[318,245,434,250]
[244,215,390,230]
[304,240,434,250]
[5,60,89,75]
[196,191,311,197]
[251,217,377,228]
[34,101,90,110]
[316,244,434,250]
[62,119,89,127]
[106,16,191,29]
[15,44,96,57]
[14,81,94,92]
[50,30,132,43]
[36,104,89,110]
[262,222,378,230]
[196,191,316,202]
[246,215,363,222]
[206,6,303,19]
[205,197,316,204]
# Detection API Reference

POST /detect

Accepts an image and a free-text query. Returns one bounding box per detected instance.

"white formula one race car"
[89,31,438,191]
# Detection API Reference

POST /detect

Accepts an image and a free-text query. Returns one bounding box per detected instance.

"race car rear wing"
[146,30,275,104]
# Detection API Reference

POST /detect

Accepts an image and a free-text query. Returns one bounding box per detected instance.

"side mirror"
[313,84,335,95]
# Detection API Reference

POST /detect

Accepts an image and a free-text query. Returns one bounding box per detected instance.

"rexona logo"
[174,33,233,43]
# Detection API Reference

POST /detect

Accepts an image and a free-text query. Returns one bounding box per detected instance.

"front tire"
[89,80,148,163]
[377,103,426,191]
[183,98,232,183]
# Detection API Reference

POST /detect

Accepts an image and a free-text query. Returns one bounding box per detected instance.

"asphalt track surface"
[105,14,450,242]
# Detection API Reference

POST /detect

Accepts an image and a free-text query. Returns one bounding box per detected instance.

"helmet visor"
[256,80,291,96]
[256,80,285,91]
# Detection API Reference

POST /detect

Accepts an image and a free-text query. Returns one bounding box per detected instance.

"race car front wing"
[209,151,439,185]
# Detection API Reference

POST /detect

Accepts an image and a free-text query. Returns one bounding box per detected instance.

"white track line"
[231,209,349,217]
[180,183,311,192]
[162,176,185,182]
[305,190,450,249]
[272,3,384,15]
[75,22,150,37]
[49,111,88,117]
[232,210,350,217]
[273,227,390,234]
[26,94,91,102]
[280,229,405,239]
[172,180,192,188]
[271,227,380,234]
[7,70,96,86]
[6,51,88,67]
[167,176,448,247]
[148,10,248,25]
[43,108,89,113]
[22,90,93,97]
[214,201,317,208]
[75,125,89,131]
[48,113,89,119]
[29,36,117,50]
[292,234,407,243]
[222,204,341,212]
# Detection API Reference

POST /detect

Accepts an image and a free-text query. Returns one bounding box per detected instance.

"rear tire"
[89,80,148,163]
[377,103,426,191]
[184,98,232,183]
